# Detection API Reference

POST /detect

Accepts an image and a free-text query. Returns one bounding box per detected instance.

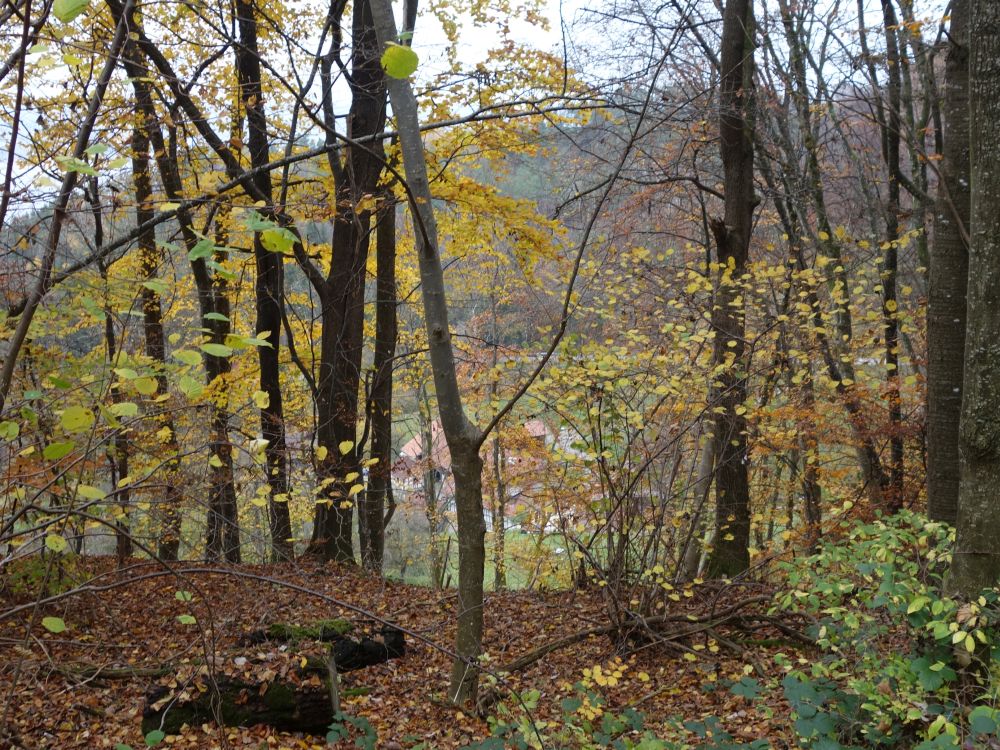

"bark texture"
[706,0,755,578]
[307,0,388,563]
[234,0,293,560]
[369,0,487,704]
[927,0,969,525]
[950,0,1000,597]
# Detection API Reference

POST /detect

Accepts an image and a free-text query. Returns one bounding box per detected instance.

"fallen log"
[240,618,353,645]
[143,677,336,735]
[142,627,404,735]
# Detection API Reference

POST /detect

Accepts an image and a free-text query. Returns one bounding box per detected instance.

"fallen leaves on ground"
[0,558,794,748]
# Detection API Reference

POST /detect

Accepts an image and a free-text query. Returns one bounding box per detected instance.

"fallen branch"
[499,595,778,675]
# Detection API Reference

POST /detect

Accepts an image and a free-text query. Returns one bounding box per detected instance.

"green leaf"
[142,279,169,296]
[243,211,276,231]
[260,227,296,254]
[173,349,202,366]
[176,614,197,625]
[84,143,108,156]
[53,0,89,22]
[109,402,138,418]
[45,534,68,553]
[179,375,204,399]
[175,590,193,602]
[969,706,998,735]
[381,43,419,79]
[133,376,158,396]
[77,484,105,500]
[205,259,236,280]
[114,744,133,750]
[238,335,273,349]
[144,729,166,746]
[43,441,75,460]
[114,367,139,380]
[0,420,19,440]
[200,343,233,358]
[730,676,762,700]
[203,312,229,322]
[187,238,216,261]
[60,405,95,433]
[55,155,97,175]
[42,616,66,633]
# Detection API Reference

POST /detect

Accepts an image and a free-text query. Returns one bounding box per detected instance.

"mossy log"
[142,677,336,735]
[143,628,404,735]
[241,617,353,645]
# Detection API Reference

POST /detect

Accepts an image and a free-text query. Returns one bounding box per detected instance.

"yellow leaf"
[338,440,354,455]
[253,390,270,409]
[316,445,328,461]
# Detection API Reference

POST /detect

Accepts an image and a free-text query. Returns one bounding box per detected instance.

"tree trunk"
[706,0,755,579]
[234,0,293,561]
[491,434,508,591]
[419,386,444,588]
[879,0,905,507]
[98,257,131,562]
[950,0,1000,597]
[360,196,398,571]
[130,97,183,561]
[369,0,487,703]
[307,0,388,563]
[927,0,969,524]
[120,22,241,562]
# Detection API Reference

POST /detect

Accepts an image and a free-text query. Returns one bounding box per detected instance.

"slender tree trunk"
[118,9,241,563]
[98,259,131,562]
[706,0,755,578]
[950,0,1000,597]
[927,0,969,524]
[418,385,444,588]
[130,99,183,560]
[234,0,293,561]
[678,428,715,582]
[491,435,507,591]
[798,364,822,552]
[370,0,487,703]
[308,0,387,563]
[360,195,398,571]
[880,0,905,507]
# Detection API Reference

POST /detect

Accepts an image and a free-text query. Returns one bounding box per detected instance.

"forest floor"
[0,558,796,749]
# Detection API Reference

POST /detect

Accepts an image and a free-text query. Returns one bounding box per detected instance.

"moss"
[265,618,352,643]
[262,681,297,711]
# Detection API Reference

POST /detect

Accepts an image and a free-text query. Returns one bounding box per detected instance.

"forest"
[1,0,999,744]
